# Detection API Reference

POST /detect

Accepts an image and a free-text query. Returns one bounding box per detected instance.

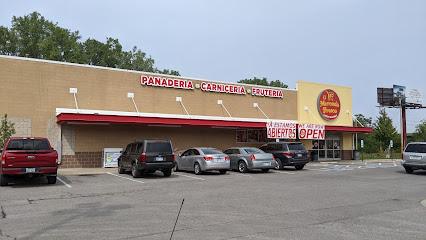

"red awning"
[56,113,373,133]
[56,113,266,128]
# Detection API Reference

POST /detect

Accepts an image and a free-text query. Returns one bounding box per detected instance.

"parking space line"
[273,171,295,175]
[106,172,145,183]
[228,173,253,177]
[174,173,205,180]
[57,177,72,188]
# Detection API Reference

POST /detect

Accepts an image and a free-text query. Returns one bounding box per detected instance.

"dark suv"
[259,142,309,170]
[118,139,175,178]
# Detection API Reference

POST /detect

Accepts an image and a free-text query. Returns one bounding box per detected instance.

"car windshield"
[244,148,264,154]
[146,142,172,153]
[287,143,306,151]
[200,148,223,155]
[405,144,426,153]
[6,139,50,150]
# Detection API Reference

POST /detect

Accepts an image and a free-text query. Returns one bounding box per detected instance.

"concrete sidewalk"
[57,159,401,175]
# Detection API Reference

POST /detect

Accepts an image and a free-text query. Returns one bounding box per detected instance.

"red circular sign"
[317,89,340,121]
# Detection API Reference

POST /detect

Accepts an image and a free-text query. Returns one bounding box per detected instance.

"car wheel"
[47,176,57,184]
[0,174,9,186]
[163,168,172,177]
[404,166,414,174]
[219,170,227,174]
[118,161,126,174]
[295,164,305,170]
[261,169,270,173]
[238,161,248,173]
[132,163,142,178]
[275,158,283,170]
[194,163,203,175]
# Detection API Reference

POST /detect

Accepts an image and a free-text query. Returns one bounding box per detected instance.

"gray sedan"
[175,148,230,175]
[223,147,275,173]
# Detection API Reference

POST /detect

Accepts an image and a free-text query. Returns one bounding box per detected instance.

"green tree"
[0,12,179,75]
[353,114,372,127]
[0,114,16,148]
[371,109,398,152]
[238,77,288,88]
[412,120,426,142]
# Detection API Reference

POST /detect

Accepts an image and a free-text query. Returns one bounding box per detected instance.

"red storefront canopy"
[56,112,373,133]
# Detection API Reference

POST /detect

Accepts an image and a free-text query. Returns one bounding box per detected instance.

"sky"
[1,0,425,132]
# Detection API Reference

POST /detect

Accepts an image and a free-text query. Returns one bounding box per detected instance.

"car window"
[288,143,307,151]
[232,149,241,154]
[193,149,200,155]
[125,144,132,153]
[6,139,51,151]
[223,149,233,154]
[405,144,426,153]
[244,148,264,154]
[136,143,144,153]
[259,146,267,151]
[146,142,172,153]
[130,143,137,153]
[182,149,191,156]
[200,148,223,154]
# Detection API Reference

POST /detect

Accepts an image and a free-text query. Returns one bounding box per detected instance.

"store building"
[0,55,372,168]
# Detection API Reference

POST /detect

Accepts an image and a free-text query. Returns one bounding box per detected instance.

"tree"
[353,114,372,127]
[371,109,398,152]
[0,114,16,148]
[238,77,288,88]
[0,12,179,75]
[412,120,426,142]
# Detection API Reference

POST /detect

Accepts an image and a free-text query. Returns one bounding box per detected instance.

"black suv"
[118,139,175,178]
[259,142,309,170]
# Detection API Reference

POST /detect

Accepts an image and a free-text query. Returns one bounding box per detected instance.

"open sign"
[298,124,325,140]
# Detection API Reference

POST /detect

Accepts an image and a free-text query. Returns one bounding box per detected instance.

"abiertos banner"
[298,124,325,140]
[267,121,296,139]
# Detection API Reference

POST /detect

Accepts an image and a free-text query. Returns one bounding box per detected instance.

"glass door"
[312,132,341,161]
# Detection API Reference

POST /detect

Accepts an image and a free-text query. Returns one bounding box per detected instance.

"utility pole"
[399,97,407,153]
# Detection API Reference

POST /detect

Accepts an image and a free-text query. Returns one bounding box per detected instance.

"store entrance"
[312,132,341,161]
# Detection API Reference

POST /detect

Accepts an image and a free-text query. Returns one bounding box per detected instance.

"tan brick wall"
[46,118,60,150]
[60,152,103,168]
[9,117,31,137]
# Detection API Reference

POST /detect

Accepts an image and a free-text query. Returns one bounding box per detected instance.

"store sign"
[141,76,194,90]
[141,75,283,98]
[252,87,283,98]
[201,82,246,95]
[298,124,325,140]
[266,121,296,139]
[317,89,340,121]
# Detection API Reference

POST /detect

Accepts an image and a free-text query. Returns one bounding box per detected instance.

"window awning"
[56,108,373,133]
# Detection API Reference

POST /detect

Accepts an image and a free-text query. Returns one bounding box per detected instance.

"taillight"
[307,152,310,157]
[172,154,175,162]
[225,156,230,161]
[250,154,255,161]
[401,153,403,159]
[1,153,5,166]
[284,152,292,157]
[204,156,213,161]
[272,155,275,160]
[140,153,146,162]
[55,153,59,165]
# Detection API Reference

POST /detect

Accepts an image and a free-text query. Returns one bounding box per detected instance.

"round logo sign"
[317,89,340,121]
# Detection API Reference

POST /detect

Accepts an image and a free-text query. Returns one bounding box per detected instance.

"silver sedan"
[175,148,230,175]
[223,147,275,173]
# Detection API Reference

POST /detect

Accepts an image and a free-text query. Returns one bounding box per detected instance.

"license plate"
[214,158,224,162]
[155,157,164,161]
[263,162,271,166]
[26,168,36,173]
[410,155,421,160]
[297,154,302,157]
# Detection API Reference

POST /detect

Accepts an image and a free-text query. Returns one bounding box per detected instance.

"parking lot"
[1,161,425,240]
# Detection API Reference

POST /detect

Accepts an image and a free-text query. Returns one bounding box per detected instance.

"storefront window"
[236,130,247,142]
[311,132,341,161]
[236,129,268,143]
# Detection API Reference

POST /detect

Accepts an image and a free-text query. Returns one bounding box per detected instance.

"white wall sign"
[200,82,246,95]
[252,87,283,98]
[298,124,325,140]
[267,121,296,139]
